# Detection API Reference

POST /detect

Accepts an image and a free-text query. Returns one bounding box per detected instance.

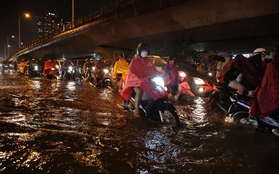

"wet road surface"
[0,70,279,174]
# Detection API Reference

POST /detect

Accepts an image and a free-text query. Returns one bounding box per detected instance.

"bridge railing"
[14,0,186,57]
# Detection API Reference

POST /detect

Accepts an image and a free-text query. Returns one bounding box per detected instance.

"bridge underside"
[13,0,279,60]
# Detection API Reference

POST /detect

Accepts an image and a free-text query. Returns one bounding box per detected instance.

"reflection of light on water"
[96,112,112,126]
[5,114,26,122]
[195,97,205,105]
[31,80,41,89]
[66,81,76,91]
[141,130,180,168]
[99,88,113,100]
[96,112,112,116]
[224,116,234,123]
[190,97,208,125]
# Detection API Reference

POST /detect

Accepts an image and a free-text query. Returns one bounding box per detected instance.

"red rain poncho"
[43,60,57,75]
[250,56,279,117]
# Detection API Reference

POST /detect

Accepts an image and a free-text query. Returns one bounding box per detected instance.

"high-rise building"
[36,12,66,39]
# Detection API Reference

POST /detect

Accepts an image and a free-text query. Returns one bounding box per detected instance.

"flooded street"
[0,70,278,174]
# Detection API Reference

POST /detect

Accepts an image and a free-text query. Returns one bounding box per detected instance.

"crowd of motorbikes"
[206,49,279,137]
[3,47,278,135]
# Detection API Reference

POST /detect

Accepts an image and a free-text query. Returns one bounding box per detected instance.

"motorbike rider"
[82,59,89,78]
[249,46,279,128]
[173,69,195,101]
[219,48,267,96]
[113,53,129,92]
[61,57,74,78]
[215,52,232,79]
[164,56,179,96]
[43,57,57,76]
[84,58,95,81]
[17,59,28,74]
[95,57,107,85]
[120,43,162,117]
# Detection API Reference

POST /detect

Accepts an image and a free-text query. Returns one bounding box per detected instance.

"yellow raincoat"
[113,58,129,79]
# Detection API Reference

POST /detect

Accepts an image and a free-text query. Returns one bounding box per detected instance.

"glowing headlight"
[198,87,205,92]
[208,72,213,76]
[51,68,55,70]
[193,77,205,85]
[151,76,165,87]
[92,67,95,71]
[178,71,186,78]
[68,66,73,71]
[34,66,38,71]
[55,65,59,69]
[103,69,109,74]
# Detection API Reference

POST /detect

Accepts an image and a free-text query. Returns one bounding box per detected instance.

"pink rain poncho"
[120,55,167,100]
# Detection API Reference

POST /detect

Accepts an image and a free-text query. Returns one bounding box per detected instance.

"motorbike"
[64,65,77,80]
[87,66,97,86]
[208,81,279,136]
[45,67,58,80]
[3,63,9,71]
[113,72,127,92]
[75,64,83,80]
[94,67,113,88]
[228,94,279,137]
[124,76,180,125]
[17,64,28,75]
[28,62,42,77]
[207,82,237,113]
[173,70,195,101]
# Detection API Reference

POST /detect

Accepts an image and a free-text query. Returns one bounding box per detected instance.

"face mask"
[140,51,148,58]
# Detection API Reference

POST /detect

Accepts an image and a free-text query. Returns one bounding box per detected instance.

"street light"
[72,0,75,28]
[6,35,15,59]
[18,13,30,49]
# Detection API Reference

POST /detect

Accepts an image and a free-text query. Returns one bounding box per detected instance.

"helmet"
[168,56,175,62]
[136,43,149,55]
[253,48,266,55]
[119,53,125,58]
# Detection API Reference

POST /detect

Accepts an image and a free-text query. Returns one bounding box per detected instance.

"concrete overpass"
[9,0,279,61]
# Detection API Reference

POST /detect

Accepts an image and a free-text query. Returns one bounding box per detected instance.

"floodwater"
[0,70,278,174]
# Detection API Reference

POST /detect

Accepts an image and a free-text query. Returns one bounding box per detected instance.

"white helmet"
[253,48,266,55]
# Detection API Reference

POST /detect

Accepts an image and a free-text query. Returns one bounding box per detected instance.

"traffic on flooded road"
[0,70,278,174]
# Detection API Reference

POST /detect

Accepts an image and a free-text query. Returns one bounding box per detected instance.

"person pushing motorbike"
[120,43,162,117]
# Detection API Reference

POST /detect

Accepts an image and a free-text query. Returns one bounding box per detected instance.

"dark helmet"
[168,56,175,62]
[136,43,149,55]
[119,53,125,58]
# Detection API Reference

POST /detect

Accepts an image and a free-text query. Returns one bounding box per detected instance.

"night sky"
[0,0,114,59]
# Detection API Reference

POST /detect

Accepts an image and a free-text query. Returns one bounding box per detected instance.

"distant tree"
[43,51,59,61]
[156,36,194,61]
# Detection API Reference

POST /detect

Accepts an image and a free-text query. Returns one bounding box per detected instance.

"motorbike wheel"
[89,77,98,87]
[212,93,232,113]
[157,108,180,125]
[231,111,250,124]
[126,98,146,117]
